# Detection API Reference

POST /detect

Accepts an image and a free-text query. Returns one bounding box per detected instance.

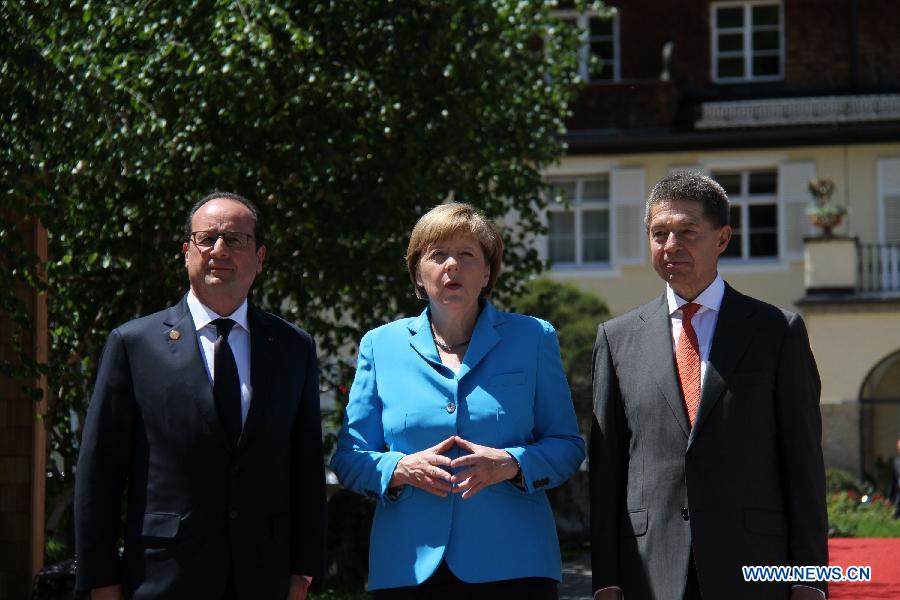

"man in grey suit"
[590,172,828,599]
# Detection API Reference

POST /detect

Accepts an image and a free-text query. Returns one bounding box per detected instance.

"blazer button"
[446,401,456,414]
[681,507,690,521]
[229,509,238,519]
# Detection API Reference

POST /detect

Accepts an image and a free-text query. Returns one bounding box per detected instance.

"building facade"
[0,216,47,599]
[545,0,900,483]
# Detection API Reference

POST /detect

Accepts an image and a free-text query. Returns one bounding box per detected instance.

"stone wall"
[821,401,861,475]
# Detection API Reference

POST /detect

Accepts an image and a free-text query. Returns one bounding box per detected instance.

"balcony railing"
[858,243,900,292]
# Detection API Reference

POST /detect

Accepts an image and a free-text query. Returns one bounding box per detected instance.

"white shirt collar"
[666,273,725,316]
[186,289,250,333]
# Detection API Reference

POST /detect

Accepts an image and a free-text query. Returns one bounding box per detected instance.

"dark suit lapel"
[162,298,232,450]
[239,305,275,451]
[688,284,757,447]
[643,295,691,439]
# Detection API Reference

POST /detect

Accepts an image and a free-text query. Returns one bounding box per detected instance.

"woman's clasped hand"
[389,435,520,499]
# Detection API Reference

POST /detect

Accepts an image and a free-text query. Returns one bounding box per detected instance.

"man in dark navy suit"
[75,192,326,600]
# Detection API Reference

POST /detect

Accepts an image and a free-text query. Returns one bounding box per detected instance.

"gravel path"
[559,553,592,600]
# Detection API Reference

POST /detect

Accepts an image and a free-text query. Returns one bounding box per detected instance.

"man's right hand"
[594,588,623,600]
[91,585,124,600]
[389,436,455,496]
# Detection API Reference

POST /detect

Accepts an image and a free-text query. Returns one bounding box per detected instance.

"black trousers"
[683,549,702,600]
[372,561,559,600]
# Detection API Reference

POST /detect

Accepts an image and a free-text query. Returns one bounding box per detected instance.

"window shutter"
[611,167,646,264]
[878,158,900,243]
[778,161,816,259]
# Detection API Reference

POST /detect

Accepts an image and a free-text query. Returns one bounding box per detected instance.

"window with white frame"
[712,170,779,259]
[712,1,782,82]
[546,177,611,265]
[555,10,620,82]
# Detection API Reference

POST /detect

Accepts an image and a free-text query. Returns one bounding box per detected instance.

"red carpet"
[828,538,900,599]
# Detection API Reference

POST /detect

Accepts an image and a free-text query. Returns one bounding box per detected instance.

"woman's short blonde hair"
[406,203,504,300]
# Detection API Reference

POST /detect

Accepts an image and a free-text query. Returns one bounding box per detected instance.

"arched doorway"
[859,349,900,493]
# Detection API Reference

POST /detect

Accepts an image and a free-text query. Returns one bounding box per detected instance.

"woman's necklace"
[430,323,471,353]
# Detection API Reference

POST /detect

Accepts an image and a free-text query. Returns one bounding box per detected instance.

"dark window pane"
[752,53,780,76]
[749,204,777,228]
[583,178,610,200]
[749,232,778,257]
[583,236,610,262]
[752,30,780,51]
[729,205,742,228]
[718,56,745,78]
[582,210,610,262]
[752,4,780,27]
[719,33,743,52]
[582,209,609,235]
[591,62,614,80]
[748,171,777,195]
[749,204,778,258]
[591,41,614,60]
[548,212,575,263]
[722,231,742,257]
[549,181,576,204]
[589,16,613,37]
[713,173,742,195]
[716,7,743,28]
[549,211,575,235]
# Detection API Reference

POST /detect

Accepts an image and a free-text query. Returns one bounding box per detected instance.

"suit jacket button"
[446,401,456,414]
[229,509,238,519]
[681,507,690,520]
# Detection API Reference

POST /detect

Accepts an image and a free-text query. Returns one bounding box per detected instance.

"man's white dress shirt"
[666,273,726,392]
[186,290,252,426]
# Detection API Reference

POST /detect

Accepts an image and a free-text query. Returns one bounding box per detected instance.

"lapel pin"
[169,329,181,341]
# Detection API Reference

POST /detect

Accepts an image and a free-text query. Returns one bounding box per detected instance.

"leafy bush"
[826,468,864,495]
[508,277,610,433]
[827,473,900,538]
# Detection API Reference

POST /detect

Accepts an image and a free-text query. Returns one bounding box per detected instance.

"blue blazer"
[331,301,585,590]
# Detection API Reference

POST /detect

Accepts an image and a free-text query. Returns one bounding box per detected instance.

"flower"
[808,178,836,202]
[806,177,846,235]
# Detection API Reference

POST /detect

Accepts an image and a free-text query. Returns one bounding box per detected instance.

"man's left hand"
[449,436,520,499]
[287,575,311,600]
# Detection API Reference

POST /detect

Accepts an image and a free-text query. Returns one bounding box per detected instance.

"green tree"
[509,278,609,432]
[1,0,595,555]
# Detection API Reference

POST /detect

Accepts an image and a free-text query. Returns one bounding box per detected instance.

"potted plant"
[807,177,846,236]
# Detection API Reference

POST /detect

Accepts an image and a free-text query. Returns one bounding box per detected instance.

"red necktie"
[676,303,702,427]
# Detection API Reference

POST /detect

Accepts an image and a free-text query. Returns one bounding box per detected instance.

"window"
[556,10,620,82]
[877,158,900,243]
[712,170,778,259]
[546,177,611,265]
[712,1,782,82]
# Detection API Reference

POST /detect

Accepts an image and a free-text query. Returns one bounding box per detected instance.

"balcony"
[800,238,900,304]
[859,243,900,293]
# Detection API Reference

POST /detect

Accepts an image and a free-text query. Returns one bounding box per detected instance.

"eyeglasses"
[190,230,254,249]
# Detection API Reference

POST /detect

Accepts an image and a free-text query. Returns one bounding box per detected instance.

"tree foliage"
[509,278,609,432]
[1,0,592,552]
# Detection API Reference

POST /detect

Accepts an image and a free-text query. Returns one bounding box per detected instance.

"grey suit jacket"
[590,284,827,599]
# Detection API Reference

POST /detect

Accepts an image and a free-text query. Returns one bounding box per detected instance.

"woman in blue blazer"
[331,203,585,598]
